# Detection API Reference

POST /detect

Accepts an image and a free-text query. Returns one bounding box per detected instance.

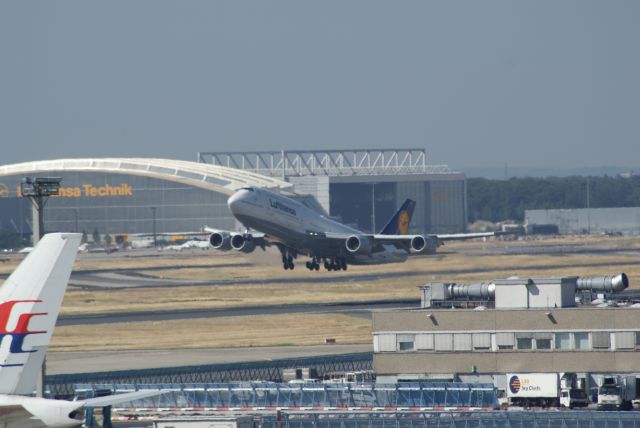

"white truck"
[597,377,637,410]
[506,373,589,408]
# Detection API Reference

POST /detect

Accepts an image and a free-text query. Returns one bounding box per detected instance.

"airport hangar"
[0,149,467,237]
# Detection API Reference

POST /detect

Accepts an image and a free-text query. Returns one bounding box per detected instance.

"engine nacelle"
[410,235,426,252]
[230,233,257,253]
[209,231,231,251]
[409,235,439,254]
[346,235,373,254]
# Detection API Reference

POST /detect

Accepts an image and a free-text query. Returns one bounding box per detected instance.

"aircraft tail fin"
[0,233,81,395]
[379,199,416,235]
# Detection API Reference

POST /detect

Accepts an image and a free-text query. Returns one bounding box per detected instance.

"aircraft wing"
[0,405,45,428]
[434,231,500,241]
[81,390,166,408]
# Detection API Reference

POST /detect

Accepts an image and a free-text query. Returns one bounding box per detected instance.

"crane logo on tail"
[0,300,47,366]
[398,211,410,235]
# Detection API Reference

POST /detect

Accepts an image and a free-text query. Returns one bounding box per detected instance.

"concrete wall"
[373,308,640,376]
[374,351,639,375]
[373,308,640,332]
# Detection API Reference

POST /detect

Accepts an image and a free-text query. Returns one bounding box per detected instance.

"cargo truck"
[597,377,637,410]
[506,373,589,408]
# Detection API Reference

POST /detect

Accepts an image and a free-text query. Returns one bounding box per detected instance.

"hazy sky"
[1,1,638,170]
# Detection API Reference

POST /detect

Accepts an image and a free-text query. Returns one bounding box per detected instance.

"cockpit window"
[240,187,255,191]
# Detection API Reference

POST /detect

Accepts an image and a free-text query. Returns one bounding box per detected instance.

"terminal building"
[372,273,640,396]
[0,149,467,238]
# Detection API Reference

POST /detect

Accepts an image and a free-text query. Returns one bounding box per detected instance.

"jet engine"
[209,231,231,251]
[346,235,373,254]
[230,233,257,253]
[409,235,426,252]
[409,235,439,254]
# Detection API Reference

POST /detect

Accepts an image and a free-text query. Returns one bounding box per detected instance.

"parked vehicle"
[507,373,589,408]
[597,377,637,410]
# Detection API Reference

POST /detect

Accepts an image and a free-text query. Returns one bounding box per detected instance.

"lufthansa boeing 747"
[206,187,497,271]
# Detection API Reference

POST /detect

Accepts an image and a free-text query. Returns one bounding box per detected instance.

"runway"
[56,299,419,326]
[47,344,372,374]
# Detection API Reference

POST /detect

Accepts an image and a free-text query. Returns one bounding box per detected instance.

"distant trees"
[92,228,101,244]
[467,176,640,222]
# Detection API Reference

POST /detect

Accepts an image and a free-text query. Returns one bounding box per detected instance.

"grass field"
[50,313,372,351]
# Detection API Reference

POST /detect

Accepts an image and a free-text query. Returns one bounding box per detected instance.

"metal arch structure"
[198,149,456,178]
[0,158,293,196]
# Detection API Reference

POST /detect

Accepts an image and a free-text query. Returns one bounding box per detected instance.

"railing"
[74,382,496,410]
[262,411,640,428]
[47,352,372,397]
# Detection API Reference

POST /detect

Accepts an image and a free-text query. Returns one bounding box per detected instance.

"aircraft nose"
[228,189,251,214]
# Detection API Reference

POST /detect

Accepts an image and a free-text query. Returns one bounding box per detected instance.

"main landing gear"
[278,246,296,270]
[305,256,347,271]
[305,257,320,271]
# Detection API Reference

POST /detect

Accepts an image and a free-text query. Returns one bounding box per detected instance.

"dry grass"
[50,313,372,352]
[58,236,640,315]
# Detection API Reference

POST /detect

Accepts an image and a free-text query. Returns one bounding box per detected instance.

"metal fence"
[47,352,372,397]
[75,383,497,410]
[262,411,640,428]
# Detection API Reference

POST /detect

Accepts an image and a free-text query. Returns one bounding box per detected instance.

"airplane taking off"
[0,233,162,428]
[207,187,498,271]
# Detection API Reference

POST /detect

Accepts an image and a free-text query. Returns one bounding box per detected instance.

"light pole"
[19,176,62,398]
[20,177,62,244]
[586,177,591,235]
[151,206,157,247]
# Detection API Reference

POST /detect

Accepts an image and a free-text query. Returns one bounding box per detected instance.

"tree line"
[467,175,640,223]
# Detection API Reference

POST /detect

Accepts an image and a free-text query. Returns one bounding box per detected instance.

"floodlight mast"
[19,177,61,399]
[20,177,62,244]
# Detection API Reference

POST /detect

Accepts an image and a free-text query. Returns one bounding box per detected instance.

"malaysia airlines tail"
[0,233,164,427]
[0,233,81,395]
[379,199,416,235]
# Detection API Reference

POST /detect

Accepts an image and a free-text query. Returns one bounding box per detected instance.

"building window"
[574,332,590,350]
[516,337,533,350]
[434,334,453,352]
[592,332,610,350]
[415,333,434,351]
[636,332,640,350]
[454,333,472,351]
[496,332,514,350]
[472,333,491,350]
[615,332,635,350]
[535,338,552,350]
[397,334,415,352]
[555,333,571,350]
[375,334,397,352]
